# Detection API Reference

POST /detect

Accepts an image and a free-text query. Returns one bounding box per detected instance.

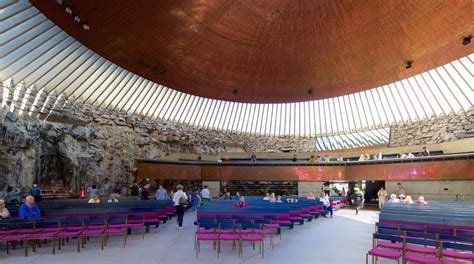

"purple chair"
[239,223,264,258]
[195,222,219,258]
[217,222,240,258]
[126,213,145,240]
[366,233,402,264]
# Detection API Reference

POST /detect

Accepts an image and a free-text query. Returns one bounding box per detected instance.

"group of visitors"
[376,183,429,210]
[308,155,344,162]
[263,192,283,203]
[359,153,383,161]
[0,195,41,220]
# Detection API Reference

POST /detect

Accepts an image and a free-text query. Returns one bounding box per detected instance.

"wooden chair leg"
[52,237,55,255]
[24,239,28,257]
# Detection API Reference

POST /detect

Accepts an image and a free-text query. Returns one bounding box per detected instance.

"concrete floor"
[1,208,391,264]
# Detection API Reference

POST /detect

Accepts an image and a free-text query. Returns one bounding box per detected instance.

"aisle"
[2,209,385,264]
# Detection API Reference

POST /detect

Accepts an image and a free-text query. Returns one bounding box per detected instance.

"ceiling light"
[74,16,81,23]
[82,23,90,31]
[56,0,64,5]
[65,7,72,14]
[462,36,471,45]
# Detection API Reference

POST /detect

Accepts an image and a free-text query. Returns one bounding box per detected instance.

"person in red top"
[416,196,427,205]
[233,196,248,208]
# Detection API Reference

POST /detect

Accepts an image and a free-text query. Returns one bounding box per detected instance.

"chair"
[289,210,305,225]
[54,218,84,253]
[27,220,62,255]
[103,215,128,248]
[366,233,403,264]
[375,229,404,250]
[276,214,294,229]
[216,219,236,234]
[195,222,218,258]
[402,237,440,263]
[257,218,282,240]
[440,241,474,262]
[127,213,145,239]
[80,216,107,250]
[239,223,264,259]
[217,222,240,258]
[0,221,35,256]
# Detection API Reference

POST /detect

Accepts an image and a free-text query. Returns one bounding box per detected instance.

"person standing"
[191,188,201,213]
[351,187,364,215]
[155,185,168,200]
[396,183,407,198]
[320,193,333,218]
[140,184,150,200]
[173,184,188,230]
[200,185,210,206]
[86,184,98,199]
[377,187,388,210]
[30,184,41,202]
[19,196,41,219]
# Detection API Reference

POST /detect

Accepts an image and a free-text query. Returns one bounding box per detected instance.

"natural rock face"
[0,82,317,195]
[389,108,474,147]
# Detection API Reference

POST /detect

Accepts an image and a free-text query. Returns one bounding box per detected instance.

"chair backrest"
[406,231,437,240]
[108,215,127,224]
[441,241,474,252]
[438,234,473,244]
[198,222,217,229]
[217,219,234,225]
[239,222,261,230]
[219,222,237,230]
[278,214,290,221]
[263,215,277,220]
[378,228,404,236]
[404,237,439,247]
[198,218,216,224]
[426,226,454,235]
[373,233,403,243]
[456,229,474,237]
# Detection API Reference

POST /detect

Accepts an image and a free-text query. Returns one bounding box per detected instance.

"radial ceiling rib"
[1,1,472,149]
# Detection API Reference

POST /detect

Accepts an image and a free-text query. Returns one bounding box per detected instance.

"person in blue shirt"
[155,185,168,200]
[30,184,41,202]
[19,196,41,219]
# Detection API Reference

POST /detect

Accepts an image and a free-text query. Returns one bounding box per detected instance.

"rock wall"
[0,81,316,195]
[389,108,474,147]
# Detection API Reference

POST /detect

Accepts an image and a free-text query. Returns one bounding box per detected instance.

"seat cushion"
[263,224,279,228]
[196,229,215,234]
[198,234,218,241]
[219,234,239,240]
[442,249,474,260]
[368,248,401,259]
[404,252,441,263]
[377,241,403,250]
[242,235,263,241]
[406,244,437,254]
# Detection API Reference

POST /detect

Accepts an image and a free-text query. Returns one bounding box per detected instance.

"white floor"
[1,208,388,264]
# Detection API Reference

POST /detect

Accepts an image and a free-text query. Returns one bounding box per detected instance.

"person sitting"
[269,193,276,202]
[263,193,271,200]
[19,196,41,219]
[316,155,322,162]
[455,194,462,202]
[377,152,383,160]
[320,193,333,218]
[236,196,248,208]
[275,195,283,203]
[88,195,101,204]
[399,194,406,201]
[407,152,414,158]
[250,152,257,162]
[336,155,344,162]
[358,154,365,161]
[235,192,241,200]
[140,184,150,200]
[404,196,414,204]
[422,147,430,156]
[308,155,316,162]
[6,187,21,204]
[87,184,98,198]
[224,191,233,200]
[388,194,400,203]
[107,193,119,203]
[292,154,297,162]
[324,154,331,162]
[0,199,11,219]
[307,192,316,200]
[416,196,427,205]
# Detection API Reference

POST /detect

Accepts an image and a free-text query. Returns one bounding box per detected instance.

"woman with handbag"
[173,184,188,230]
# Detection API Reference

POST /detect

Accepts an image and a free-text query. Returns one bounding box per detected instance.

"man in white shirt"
[173,184,188,230]
[200,186,210,206]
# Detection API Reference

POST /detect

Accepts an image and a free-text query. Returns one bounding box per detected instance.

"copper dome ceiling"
[31,0,473,103]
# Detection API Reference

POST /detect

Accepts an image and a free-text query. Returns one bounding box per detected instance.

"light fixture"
[74,16,81,23]
[405,60,413,69]
[462,36,472,45]
[56,0,64,5]
[65,6,72,14]
[82,23,90,31]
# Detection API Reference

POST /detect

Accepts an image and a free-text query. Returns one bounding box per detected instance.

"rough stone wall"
[389,108,474,147]
[0,81,316,195]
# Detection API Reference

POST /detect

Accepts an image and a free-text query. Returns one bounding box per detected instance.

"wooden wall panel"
[137,160,474,181]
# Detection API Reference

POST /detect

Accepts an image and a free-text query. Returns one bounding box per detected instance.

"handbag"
[178,196,187,206]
